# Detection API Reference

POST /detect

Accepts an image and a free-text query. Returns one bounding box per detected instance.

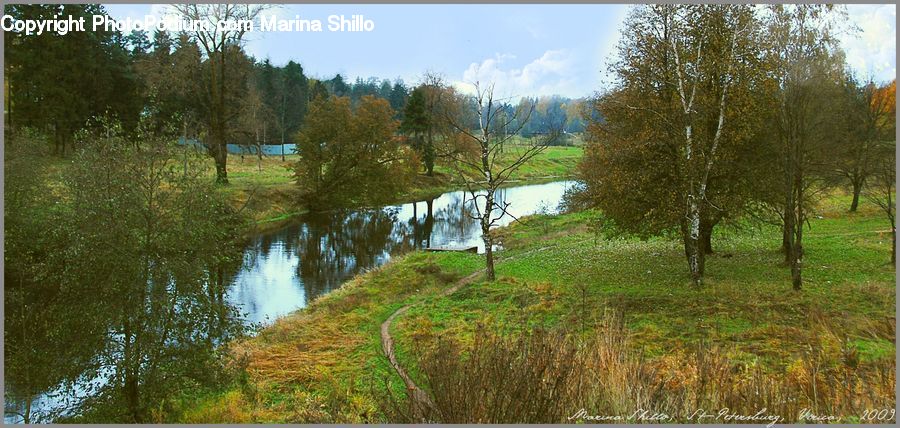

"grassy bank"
[219,145,583,227]
[160,252,482,423]
[170,192,895,423]
[23,144,583,233]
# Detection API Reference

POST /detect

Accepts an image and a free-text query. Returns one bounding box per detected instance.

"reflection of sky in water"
[227,241,306,325]
[226,181,572,326]
[6,181,572,424]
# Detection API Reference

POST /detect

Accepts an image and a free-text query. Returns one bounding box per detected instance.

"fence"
[178,137,297,156]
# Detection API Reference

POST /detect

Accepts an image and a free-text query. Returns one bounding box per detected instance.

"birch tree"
[582,4,764,286]
[445,82,559,280]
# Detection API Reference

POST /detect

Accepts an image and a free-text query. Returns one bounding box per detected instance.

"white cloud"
[454,50,580,98]
[841,4,896,82]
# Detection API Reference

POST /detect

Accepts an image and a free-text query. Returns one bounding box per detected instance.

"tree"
[401,86,432,173]
[866,143,896,263]
[239,82,273,171]
[401,73,462,176]
[4,4,141,153]
[833,78,896,211]
[444,82,558,280]
[327,73,351,97]
[389,80,409,117]
[4,131,104,423]
[308,79,329,101]
[171,3,271,184]
[293,95,418,210]
[580,4,766,286]
[60,120,246,421]
[278,61,309,160]
[766,4,847,290]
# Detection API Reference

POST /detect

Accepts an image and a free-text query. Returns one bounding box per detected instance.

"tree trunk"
[781,221,791,259]
[700,216,716,255]
[424,131,435,177]
[790,159,803,290]
[782,196,793,263]
[685,196,704,286]
[892,227,896,265]
[850,180,862,212]
[790,237,803,290]
[23,395,31,424]
[483,231,495,281]
[424,199,434,248]
[482,192,496,281]
[209,50,228,184]
[210,139,228,184]
[122,322,141,422]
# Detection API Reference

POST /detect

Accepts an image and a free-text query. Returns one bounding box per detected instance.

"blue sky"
[105,3,896,98]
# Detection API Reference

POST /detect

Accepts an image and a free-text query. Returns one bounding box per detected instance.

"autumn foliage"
[293,95,419,210]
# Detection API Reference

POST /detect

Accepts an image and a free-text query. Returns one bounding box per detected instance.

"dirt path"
[378,245,560,421]
[379,268,484,421]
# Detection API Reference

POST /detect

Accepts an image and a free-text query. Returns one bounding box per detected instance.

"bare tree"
[170,3,272,184]
[444,82,559,280]
[865,146,896,264]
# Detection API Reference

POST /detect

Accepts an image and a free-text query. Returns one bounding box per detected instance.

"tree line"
[575,4,896,288]
[4,4,583,186]
[3,4,567,421]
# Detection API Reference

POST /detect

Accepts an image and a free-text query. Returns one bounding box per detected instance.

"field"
[167,190,896,423]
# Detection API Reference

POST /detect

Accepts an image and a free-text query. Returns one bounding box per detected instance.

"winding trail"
[380,268,484,420]
[379,245,559,420]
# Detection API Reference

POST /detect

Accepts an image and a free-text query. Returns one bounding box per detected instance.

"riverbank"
[167,192,895,423]
[220,146,583,233]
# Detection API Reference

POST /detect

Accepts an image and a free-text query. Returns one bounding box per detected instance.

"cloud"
[841,4,896,82]
[455,50,580,98]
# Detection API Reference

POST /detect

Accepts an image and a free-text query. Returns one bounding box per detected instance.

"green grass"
[174,191,894,422]
[395,198,895,371]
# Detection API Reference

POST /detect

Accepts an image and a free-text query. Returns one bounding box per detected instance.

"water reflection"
[228,180,571,325]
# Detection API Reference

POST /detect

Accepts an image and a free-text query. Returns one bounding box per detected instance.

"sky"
[104,3,896,99]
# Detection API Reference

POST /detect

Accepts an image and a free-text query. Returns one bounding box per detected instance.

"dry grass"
[176,252,474,423]
[390,310,895,424]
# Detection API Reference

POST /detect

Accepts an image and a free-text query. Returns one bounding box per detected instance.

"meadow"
[165,189,895,423]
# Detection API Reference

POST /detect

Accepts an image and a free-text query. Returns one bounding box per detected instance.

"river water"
[227,180,573,325]
[4,180,572,423]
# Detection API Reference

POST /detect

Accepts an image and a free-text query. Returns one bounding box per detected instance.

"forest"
[3,2,897,424]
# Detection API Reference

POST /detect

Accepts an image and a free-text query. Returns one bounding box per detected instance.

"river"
[3,180,572,423]
[227,180,573,325]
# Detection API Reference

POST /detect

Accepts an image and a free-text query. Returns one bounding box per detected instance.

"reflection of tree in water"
[294,193,488,302]
[426,189,512,245]
[413,199,436,249]
[236,187,526,309]
[296,208,401,302]
[393,199,437,251]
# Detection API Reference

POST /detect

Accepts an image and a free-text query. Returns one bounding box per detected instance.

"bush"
[387,310,896,423]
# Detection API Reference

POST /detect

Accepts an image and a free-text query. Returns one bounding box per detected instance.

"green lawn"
[171,191,894,423]
[398,200,894,369]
